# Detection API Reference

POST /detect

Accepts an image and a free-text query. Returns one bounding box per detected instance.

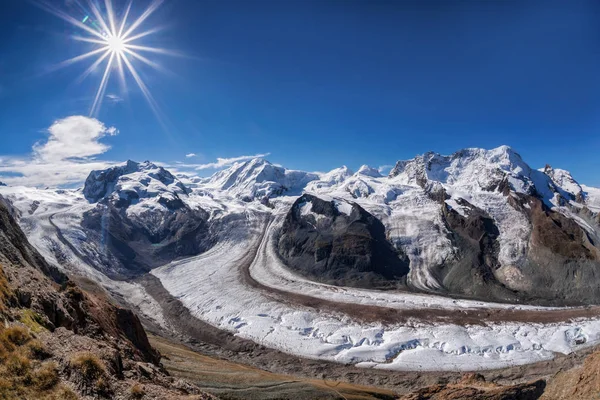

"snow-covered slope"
[2,146,600,373]
[583,185,600,212]
[199,158,319,201]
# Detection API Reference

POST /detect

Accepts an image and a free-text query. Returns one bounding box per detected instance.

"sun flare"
[37,0,175,118]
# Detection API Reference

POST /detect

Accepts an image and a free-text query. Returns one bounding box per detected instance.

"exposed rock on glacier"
[278,194,410,288]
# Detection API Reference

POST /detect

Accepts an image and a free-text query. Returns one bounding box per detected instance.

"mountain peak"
[357,165,382,178]
[83,161,188,204]
[389,146,532,192]
[205,157,318,200]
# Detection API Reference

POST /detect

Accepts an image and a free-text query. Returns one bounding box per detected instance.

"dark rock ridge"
[440,199,520,302]
[278,194,410,288]
[506,193,600,304]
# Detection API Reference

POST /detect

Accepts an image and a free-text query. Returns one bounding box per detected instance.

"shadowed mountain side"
[278,194,410,288]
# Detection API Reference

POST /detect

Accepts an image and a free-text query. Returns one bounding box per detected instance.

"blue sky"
[0,0,599,186]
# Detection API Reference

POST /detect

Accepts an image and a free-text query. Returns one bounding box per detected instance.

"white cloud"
[194,153,270,170]
[185,153,197,158]
[0,116,118,187]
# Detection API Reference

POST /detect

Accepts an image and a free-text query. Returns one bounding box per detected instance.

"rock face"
[278,194,410,288]
[439,199,519,302]
[0,199,213,399]
[80,161,212,277]
[505,193,600,304]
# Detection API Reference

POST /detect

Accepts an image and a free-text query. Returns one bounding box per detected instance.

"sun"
[105,34,126,55]
[37,0,176,119]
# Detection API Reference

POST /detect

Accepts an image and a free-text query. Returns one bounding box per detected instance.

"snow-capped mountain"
[198,158,319,201]
[1,145,600,304]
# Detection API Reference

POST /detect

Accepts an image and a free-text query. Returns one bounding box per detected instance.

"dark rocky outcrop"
[278,194,410,288]
[439,199,519,302]
[81,202,212,278]
[505,194,600,304]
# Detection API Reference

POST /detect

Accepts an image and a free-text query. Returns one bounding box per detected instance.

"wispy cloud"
[0,116,118,187]
[378,165,394,175]
[106,93,124,103]
[185,153,197,158]
[194,153,270,170]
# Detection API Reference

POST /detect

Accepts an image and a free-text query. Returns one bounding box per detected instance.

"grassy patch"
[70,352,106,382]
[0,324,73,399]
[20,309,46,334]
[1,325,31,347]
[130,383,145,399]
[27,339,52,360]
[0,265,13,313]
[34,362,59,390]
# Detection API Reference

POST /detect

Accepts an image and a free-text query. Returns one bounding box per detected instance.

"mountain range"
[2,145,600,306]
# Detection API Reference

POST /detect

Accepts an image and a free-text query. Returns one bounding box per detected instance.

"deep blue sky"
[0,0,599,185]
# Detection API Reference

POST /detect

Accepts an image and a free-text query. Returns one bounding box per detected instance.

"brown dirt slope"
[149,333,399,400]
[399,373,545,400]
[541,349,600,400]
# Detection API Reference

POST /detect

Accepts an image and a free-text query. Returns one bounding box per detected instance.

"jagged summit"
[83,160,189,205]
[204,157,319,200]
[386,145,576,204]
[542,165,584,201]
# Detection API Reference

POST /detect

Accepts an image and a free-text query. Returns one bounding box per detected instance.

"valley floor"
[149,334,398,400]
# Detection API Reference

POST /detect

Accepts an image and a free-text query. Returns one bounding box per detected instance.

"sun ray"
[76,49,112,83]
[86,0,112,38]
[118,1,133,37]
[90,52,116,117]
[116,55,128,95]
[50,47,108,71]
[35,1,106,40]
[121,53,166,127]
[104,0,117,36]
[122,26,164,43]
[41,0,179,121]
[71,35,107,45]
[123,44,184,57]
[122,0,164,40]
[122,48,165,72]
